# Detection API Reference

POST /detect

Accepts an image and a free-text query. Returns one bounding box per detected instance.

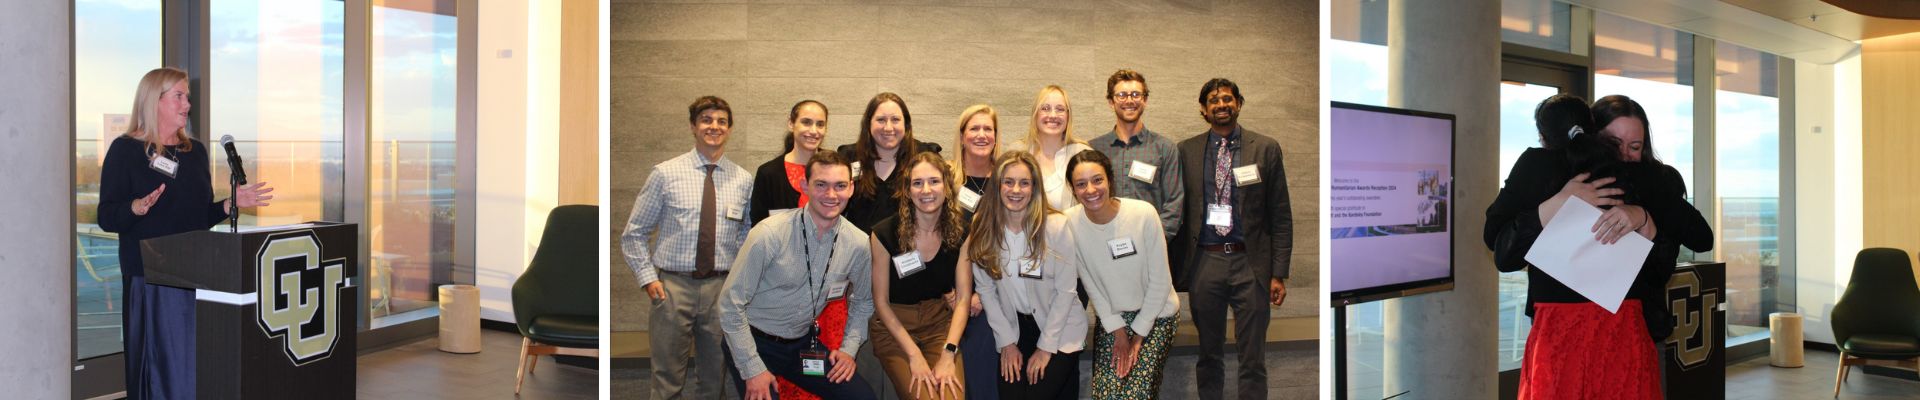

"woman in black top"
[1485,94,1711,399]
[98,67,273,399]
[751,100,831,225]
[951,104,1000,216]
[839,92,942,231]
[868,152,971,399]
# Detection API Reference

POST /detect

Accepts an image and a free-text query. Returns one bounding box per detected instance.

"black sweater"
[837,141,941,232]
[1485,147,1713,340]
[749,156,806,225]
[97,136,231,279]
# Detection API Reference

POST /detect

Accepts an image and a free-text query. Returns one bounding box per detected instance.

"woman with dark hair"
[1062,149,1179,399]
[1485,94,1712,399]
[840,92,943,232]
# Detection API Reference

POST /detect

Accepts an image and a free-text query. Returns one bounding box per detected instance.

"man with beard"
[1089,69,1183,243]
[624,96,755,400]
[719,149,880,400]
[1175,78,1292,400]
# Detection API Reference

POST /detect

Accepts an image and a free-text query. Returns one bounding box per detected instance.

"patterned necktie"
[696,164,717,274]
[1214,138,1232,236]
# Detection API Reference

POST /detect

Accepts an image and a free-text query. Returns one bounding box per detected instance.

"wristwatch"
[944,343,959,354]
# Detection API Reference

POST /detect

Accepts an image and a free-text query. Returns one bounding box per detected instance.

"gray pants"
[1188,250,1270,400]
[649,272,727,400]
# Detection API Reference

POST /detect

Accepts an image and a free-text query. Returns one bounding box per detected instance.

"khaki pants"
[869,297,967,400]
[649,272,727,400]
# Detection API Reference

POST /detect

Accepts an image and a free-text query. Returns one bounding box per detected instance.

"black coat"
[1485,147,1713,340]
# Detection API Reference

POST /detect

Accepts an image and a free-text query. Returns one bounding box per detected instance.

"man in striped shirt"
[623,96,755,400]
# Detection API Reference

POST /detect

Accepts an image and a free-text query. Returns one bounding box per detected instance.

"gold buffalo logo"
[1665,269,1718,369]
[255,232,348,366]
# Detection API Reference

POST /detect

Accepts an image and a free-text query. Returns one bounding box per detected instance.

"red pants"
[1519,299,1661,400]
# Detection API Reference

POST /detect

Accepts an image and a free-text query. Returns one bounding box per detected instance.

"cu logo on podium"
[1665,269,1719,370]
[255,231,349,366]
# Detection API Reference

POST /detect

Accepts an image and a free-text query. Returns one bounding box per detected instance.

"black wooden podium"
[142,222,358,399]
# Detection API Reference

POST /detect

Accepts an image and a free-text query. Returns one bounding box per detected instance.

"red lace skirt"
[1519,299,1661,400]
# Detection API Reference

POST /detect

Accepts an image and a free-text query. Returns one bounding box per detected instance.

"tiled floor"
[611,342,1320,399]
[357,329,598,399]
[1727,349,1920,399]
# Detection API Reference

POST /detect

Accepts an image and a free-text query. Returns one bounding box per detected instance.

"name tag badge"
[149,155,180,179]
[1017,258,1043,280]
[957,187,982,211]
[1128,160,1157,183]
[1108,237,1138,259]
[893,251,925,279]
[826,279,850,300]
[850,162,862,179]
[800,350,829,376]
[1232,164,1261,186]
[1207,204,1233,228]
[727,204,744,221]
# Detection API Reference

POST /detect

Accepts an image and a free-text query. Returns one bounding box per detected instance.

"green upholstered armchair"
[512,205,600,394]
[1829,247,1920,397]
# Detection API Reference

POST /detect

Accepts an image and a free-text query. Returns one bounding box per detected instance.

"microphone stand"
[228,155,246,233]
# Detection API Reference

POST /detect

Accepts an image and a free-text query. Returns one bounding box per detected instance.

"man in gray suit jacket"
[1175,78,1291,400]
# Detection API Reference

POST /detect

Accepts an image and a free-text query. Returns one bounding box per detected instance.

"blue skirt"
[125,275,196,399]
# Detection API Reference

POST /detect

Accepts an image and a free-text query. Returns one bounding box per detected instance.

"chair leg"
[528,350,540,373]
[516,337,532,394]
[1833,352,1849,398]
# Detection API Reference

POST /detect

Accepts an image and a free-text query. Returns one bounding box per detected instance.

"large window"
[369,1,460,325]
[1501,0,1573,53]
[208,0,347,225]
[72,0,162,361]
[1593,12,1696,194]
[1714,42,1783,340]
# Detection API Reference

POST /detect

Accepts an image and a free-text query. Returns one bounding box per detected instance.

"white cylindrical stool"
[1769,312,1804,367]
[439,284,482,354]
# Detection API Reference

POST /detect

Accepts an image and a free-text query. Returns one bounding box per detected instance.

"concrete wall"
[1379,0,1501,398]
[608,0,1322,344]
[0,1,74,397]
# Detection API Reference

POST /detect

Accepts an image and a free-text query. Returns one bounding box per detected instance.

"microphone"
[221,135,247,185]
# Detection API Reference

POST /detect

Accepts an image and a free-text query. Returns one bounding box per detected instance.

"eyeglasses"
[1113,91,1145,100]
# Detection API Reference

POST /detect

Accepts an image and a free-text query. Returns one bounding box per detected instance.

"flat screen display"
[1329,101,1455,305]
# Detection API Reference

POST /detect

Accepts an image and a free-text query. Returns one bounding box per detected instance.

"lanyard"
[798,215,837,322]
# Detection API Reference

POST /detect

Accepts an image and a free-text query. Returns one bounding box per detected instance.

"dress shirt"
[1088,126,1184,239]
[622,150,755,286]
[718,208,876,379]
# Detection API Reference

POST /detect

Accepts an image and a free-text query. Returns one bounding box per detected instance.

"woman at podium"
[96,67,274,399]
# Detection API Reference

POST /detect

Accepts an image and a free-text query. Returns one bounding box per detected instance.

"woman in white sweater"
[1061,149,1180,399]
[951,151,1087,400]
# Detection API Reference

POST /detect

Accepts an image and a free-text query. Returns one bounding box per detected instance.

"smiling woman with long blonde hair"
[953,151,1086,400]
[98,67,273,399]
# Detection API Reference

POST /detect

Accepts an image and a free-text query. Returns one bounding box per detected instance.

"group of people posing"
[624,70,1293,400]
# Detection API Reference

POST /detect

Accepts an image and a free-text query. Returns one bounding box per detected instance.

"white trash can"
[438,284,482,354]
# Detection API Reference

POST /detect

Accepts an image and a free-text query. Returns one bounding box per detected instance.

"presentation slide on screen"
[1330,106,1453,294]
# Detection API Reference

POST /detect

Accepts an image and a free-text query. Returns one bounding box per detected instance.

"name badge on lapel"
[727,204,744,221]
[851,162,862,179]
[149,153,180,179]
[1016,257,1043,280]
[957,187,982,211]
[826,279,850,301]
[1232,164,1261,186]
[893,251,925,278]
[1108,237,1137,259]
[1129,161,1157,183]
[1207,204,1233,228]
